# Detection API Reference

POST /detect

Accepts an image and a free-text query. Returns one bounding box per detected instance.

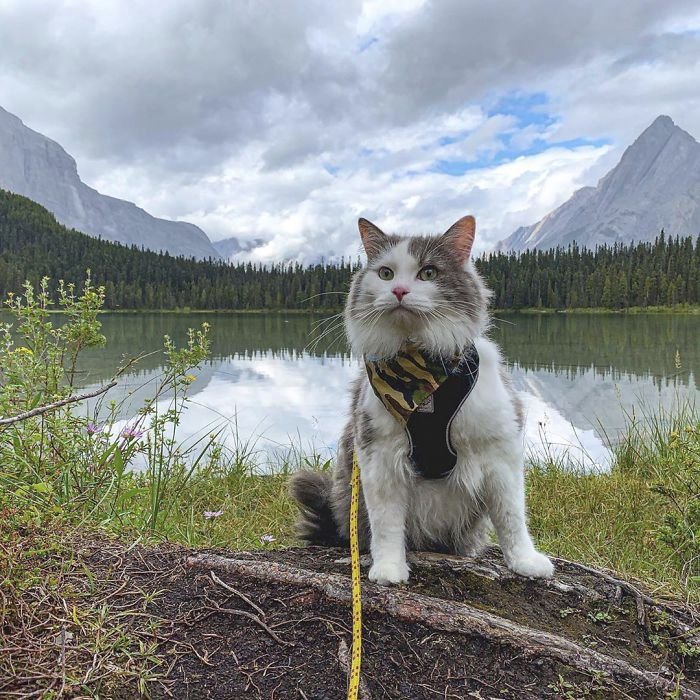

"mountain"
[0,105,222,259]
[213,236,265,261]
[499,115,700,251]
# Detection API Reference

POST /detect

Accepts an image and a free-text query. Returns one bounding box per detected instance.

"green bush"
[0,276,212,535]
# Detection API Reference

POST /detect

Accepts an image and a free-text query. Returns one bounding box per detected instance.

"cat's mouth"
[388,304,419,317]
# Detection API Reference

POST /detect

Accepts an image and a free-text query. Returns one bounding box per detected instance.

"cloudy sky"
[1,0,699,261]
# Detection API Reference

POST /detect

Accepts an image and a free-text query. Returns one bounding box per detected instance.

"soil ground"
[4,539,700,699]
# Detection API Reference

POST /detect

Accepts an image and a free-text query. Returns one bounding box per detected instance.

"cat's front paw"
[507,550,554,579]
[368,559,410,585]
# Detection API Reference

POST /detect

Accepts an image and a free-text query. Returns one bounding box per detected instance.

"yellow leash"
[347,451,363,700]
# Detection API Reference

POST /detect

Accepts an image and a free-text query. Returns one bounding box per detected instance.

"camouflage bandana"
[364,341,480,479]
[365,342,471,423]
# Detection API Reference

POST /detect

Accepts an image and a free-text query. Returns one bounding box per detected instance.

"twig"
[209,571,266,617]
[550,556,695,632]
[337,639,372,700]
[0,380,118,426]
[200,603,291,646]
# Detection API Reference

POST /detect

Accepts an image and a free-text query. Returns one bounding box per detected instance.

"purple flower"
[203,510,224,519]
[260,534,276,544]
[120,424,145,440]
[87,422,103,435]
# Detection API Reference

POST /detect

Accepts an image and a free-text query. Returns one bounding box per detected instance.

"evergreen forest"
[1,189,698,311]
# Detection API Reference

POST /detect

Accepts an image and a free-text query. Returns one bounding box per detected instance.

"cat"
[289,215,553,585]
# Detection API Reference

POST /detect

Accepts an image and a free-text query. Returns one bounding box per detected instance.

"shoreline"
[21,304,700,316]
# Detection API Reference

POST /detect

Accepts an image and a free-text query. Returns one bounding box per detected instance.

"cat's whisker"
[310,304,385,352]
[310,313,344,332]
[310,320,346,345]
[300,291,350,304]
[305,319,348,353]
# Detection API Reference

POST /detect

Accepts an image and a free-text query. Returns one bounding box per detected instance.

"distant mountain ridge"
[0,105,223,260]
[213,236,265,261]
[499,115,700,251]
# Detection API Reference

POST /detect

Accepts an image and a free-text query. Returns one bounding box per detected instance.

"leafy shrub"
[0,276,211,534]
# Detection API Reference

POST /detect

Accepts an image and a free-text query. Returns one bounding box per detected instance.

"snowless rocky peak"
[0,105,221,260]
[499,115,700,251]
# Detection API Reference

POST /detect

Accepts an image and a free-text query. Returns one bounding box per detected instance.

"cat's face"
[345,217,490,357]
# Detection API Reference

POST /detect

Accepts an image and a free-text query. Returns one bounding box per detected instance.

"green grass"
[7,405,693,598]
[528,466,669,588]
[528,403,700,600]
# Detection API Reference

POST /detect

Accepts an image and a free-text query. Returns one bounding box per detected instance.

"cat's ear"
[442,215,476,263]
[358,218,388,260]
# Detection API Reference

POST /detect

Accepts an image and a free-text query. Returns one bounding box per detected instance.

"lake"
[63,311,699,471]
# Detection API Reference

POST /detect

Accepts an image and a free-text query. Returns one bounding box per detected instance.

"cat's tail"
[288,471,346,547]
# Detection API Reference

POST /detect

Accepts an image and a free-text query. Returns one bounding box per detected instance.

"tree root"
[185,552,699,700]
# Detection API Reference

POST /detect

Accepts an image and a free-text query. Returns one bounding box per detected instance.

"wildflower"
[260,534,276,544]
[86,422,103,435]
[203,510,224,519]
[120,424,144,440]
[184,374,197,384]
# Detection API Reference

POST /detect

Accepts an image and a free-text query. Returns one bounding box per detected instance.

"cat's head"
[345,216,491,358]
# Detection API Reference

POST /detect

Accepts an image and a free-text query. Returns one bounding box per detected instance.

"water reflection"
[74,312,698,471]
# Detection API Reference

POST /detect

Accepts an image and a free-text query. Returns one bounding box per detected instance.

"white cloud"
[173,141,611,262]
[0,1,697,260]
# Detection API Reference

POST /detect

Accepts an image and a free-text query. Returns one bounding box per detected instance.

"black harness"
[365,344,480,480]
[405,345,479,479]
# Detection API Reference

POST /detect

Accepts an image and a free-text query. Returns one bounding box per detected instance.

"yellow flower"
[184,374,197,384]
[14,347,33,355]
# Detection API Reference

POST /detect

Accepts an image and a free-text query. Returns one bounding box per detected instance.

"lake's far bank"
[494,304,700,315]
[24,303,700,316]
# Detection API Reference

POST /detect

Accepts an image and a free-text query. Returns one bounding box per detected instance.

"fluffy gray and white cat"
[290,216,553,585]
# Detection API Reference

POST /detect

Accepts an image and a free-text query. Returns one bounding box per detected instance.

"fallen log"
[185,549,700,700]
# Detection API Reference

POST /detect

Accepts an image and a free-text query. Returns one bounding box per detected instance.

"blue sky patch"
[487,91,557,129]
[358,36,379,52]
[430,136,610,176]
[425,90,610,176]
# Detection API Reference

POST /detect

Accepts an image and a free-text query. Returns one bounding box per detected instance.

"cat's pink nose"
[392,286,410,301]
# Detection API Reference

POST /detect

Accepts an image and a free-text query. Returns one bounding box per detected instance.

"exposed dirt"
[104,544,700,699]
[5,539,700,699]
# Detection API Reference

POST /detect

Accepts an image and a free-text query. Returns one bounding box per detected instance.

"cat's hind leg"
[454,514,490,558]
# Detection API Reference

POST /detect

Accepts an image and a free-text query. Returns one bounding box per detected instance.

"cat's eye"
[418,265,438,281]
[378,267,394,281]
